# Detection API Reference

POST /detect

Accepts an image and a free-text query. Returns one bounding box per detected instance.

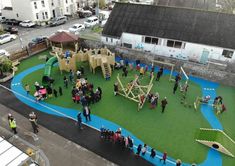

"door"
[200,49,209,64]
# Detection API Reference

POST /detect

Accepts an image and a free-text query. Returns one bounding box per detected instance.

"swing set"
[116,73,154,111]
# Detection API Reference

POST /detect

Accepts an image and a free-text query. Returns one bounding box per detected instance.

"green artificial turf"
[217,85,235,166]
[196,129,235,156]
[18,52,212,164]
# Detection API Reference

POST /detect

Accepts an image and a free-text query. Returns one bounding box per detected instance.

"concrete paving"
[0,103,117,166]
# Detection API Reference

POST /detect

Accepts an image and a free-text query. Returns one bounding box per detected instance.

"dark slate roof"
[156,0,216,10]
[103,3,235,49]
[3,7,13,10]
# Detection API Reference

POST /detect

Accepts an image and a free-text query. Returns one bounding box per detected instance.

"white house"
[102,3,235,63]
[2,0,77,24]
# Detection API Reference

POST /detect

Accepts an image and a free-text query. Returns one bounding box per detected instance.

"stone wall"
[82,40,235,87]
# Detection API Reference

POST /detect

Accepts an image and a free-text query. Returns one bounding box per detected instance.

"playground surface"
[10,50,235,165]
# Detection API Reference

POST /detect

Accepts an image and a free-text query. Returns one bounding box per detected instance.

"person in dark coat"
[161,97,168,113]
[59,86,63,96]
[63,76,68,88]
[29,112,39,133]
[98,87,102,99]
[83,106,91,122]
[77,112,83,129]
[175,74,181,83]
[53,89,58,98]
[136,144,142,156]
[173,82,178,94]
[156,70,161,81]
[114,83,119,96]
[47,86,53,98]
[150,148,156,158]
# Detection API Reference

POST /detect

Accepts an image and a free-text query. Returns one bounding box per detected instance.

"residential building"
[102,3,235,63]
[2,0,77,25]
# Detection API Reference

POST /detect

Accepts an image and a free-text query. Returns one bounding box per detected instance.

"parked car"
[19,20,36,27]
[68,24,85,34]
[78,10,92,18]
[0,16,6,23]
[4,26,18,34]
[84,16,99,28]
[49,16,67,26]
[0,49,10,58]
[28,36,47,47]
[7,19,21,25]
[83,6,96,15]
[0,34,17,45]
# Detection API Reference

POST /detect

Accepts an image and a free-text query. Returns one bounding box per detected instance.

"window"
[66,0,68,3]
[167,40,174,47]
[123,43,132,48]
[152,38,158,44]
[42,12,45,19]
[71,0,73,2]
[111,38,113,43]
[66,7,69,12]
[45,12,48,19]
[16,13,19,17]
[36,13,39,19]
[174,41,182,48]
[41,1,45,7]
[34,2,37,9]
[167,40,183,48]
[222,49,234,58]
[106,37,108,42]
[51,0,54,6]
[145,37,151,43]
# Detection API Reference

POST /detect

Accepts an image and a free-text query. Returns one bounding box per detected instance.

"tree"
[99,0,106,9]
[0,57,13,77]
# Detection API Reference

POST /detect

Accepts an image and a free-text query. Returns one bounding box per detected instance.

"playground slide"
[42,56,58,87]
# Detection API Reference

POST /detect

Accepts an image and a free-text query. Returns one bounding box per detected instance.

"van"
[49,16,67,26]
[84,16,99,28]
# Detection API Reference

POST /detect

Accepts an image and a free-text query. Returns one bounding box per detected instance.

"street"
[0,18,88,53]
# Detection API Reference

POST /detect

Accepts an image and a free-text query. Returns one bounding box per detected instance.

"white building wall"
[102,32,235,62]
[101,36,120,46]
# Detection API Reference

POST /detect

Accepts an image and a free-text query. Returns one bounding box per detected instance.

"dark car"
[28,36,47,47]
[7,19,21,25]
[4,26,18,34]
[83,6,96,15]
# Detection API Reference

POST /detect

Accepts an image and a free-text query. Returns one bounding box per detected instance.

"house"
[2,0,77,25]
[102,3,235,63]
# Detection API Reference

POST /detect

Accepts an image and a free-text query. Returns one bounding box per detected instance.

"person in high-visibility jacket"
[9,117,17,134]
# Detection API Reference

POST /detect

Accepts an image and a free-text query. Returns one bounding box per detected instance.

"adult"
[34,81,40,91]
[161,97,168,113]
[176,159,182,166]
[77,112,83,129]
[59,86,63,96]
[173,82,179,94]
[136,144,142,156]
[29,112,39,133]
[141,144,147,156]
[69,70,74,83]
[128,136,133,151]
[160,151,167,164]
[150,148,156,158]
[98,87,102,99]
[83,106,91,122]
[53,89,58,98]
[175,74,181,83]
[47,86,53,98]
[9,117,17,134]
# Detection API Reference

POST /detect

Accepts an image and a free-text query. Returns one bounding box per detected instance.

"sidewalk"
[0,103,116,166]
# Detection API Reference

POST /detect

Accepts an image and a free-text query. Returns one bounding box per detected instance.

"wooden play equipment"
[116,74,154,111]
[152,60,175,81]
[196,128,235,157]
[55,47,115,79]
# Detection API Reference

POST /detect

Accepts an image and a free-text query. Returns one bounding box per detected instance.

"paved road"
[0,18,87,52]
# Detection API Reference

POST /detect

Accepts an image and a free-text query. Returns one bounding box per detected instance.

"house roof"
[103,3,235,49]
[48,31,79,43]
[3,7,13,10]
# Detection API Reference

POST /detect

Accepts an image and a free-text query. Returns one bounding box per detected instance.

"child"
[25,84,30,95]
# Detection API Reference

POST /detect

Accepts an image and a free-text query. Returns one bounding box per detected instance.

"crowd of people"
[100,126,184,166]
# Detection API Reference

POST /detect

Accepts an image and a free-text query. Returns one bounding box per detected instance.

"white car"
[19,20,36,27]
[84,16,99,28]
[0,34,17,45]
[69,24,85,35]
[0,49,10,58]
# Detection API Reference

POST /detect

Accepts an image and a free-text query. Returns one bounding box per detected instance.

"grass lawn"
[18,51,213,164]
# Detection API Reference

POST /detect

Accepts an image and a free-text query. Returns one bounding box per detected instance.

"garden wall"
[81,39,235,87]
